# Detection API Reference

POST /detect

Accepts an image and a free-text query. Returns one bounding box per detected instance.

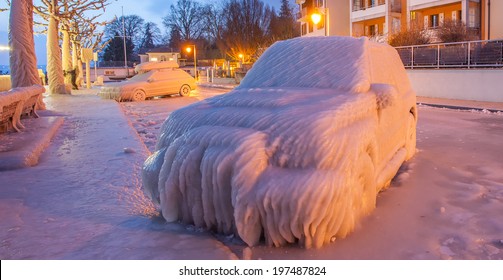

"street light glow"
[185,45,197,81]
[311,13,322,25]
[0,45,10,51]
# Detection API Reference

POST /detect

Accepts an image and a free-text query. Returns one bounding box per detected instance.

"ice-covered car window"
[128,71,153,82]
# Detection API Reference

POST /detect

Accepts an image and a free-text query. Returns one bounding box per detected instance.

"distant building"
[138,47,181,64]
[297,0,502,41]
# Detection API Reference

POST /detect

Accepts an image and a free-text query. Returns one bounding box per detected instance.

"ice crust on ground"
[143,37,416,248]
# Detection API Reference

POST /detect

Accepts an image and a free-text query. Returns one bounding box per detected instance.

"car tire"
[356,149,376,216]
[405,113,416,161]
[179,84,191,97]
[132,89,146,101]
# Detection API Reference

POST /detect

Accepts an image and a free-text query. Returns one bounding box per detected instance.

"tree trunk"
[47,16,70,94]
[72,41,83,88]
[8,0,46,108]
[62,28,73,89]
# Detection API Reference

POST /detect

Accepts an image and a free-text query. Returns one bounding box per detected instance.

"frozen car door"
[145,71,164,96]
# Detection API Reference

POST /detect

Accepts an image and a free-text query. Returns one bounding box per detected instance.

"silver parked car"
[99,63,196,101]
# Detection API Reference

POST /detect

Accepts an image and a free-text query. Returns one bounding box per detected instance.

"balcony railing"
[395,39,503,69]
[352,0,385,12]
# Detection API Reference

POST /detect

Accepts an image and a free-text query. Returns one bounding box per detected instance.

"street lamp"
[311,7,329,36]
[0,45,10,51]
[238,53,244,66]
[185,45,197,81]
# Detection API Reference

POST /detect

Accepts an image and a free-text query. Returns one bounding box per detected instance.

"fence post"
[437,44,440,69]
[467,41,471,69]
[411,46,414,69]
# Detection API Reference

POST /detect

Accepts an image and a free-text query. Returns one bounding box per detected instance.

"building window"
[468,7,480,28]
[309,21,313,33]
[430,14,439,28]
[368,25,377,36]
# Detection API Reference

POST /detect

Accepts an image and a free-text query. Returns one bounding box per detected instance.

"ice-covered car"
[98,62,196,101]
[142,36,417,248]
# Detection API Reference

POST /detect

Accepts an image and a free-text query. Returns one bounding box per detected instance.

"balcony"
[352,0,385,12]
[351,2,386,22]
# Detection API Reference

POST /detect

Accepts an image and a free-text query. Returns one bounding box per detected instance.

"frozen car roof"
[135,61,179,73]
[239,36,412,94]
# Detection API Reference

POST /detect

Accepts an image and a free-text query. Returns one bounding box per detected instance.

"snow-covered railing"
[395,39,503,69]
[0,85,44,133]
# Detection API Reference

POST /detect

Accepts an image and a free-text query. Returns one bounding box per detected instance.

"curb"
[0,116,64,171]
[418,103,503,113]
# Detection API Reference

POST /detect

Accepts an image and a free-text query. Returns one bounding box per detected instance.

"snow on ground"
[0,89,237,260]
[120,87,229,152]
[1,86,502,259]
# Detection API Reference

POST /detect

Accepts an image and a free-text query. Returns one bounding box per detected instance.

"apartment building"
[297,0,502,40]
[296,0,350,37]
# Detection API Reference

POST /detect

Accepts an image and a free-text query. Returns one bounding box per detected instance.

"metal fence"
[395,39,503,69]
[97,61,136,68]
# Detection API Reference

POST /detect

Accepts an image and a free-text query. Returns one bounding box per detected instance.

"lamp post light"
[185,45,197,81]
[238,53,244,67]
[0,45,10,51]
[311,6,329,36]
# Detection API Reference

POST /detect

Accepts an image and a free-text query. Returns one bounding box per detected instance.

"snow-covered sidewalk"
[0,92,237,259]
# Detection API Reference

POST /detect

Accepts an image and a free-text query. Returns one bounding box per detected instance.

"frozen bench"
[0,85,45,133]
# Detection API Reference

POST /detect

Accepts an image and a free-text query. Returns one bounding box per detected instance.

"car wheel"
[179,84,191,97]
[356,149,376,216]
[405,113,416,161]
[132,89,146,101]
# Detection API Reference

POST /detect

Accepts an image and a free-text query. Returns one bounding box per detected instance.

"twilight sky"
[0,0,284,66]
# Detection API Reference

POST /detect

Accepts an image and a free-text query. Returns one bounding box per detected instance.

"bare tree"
[203,3,225,47]
[219,0,272,61]
[103,15,145,53]
[163,0,208,42]
[33,0,109,94]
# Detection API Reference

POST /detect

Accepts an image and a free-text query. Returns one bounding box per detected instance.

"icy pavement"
[1,88,502,259]
[0,92,237,259]
[120,87,229,152]
[121,93,503,260]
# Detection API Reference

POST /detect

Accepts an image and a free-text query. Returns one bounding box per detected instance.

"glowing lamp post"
[185,45,197,81]
[238,53,244,67]
[311,7,329,36]
[0,45,10,51]
[311,13,322,25]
